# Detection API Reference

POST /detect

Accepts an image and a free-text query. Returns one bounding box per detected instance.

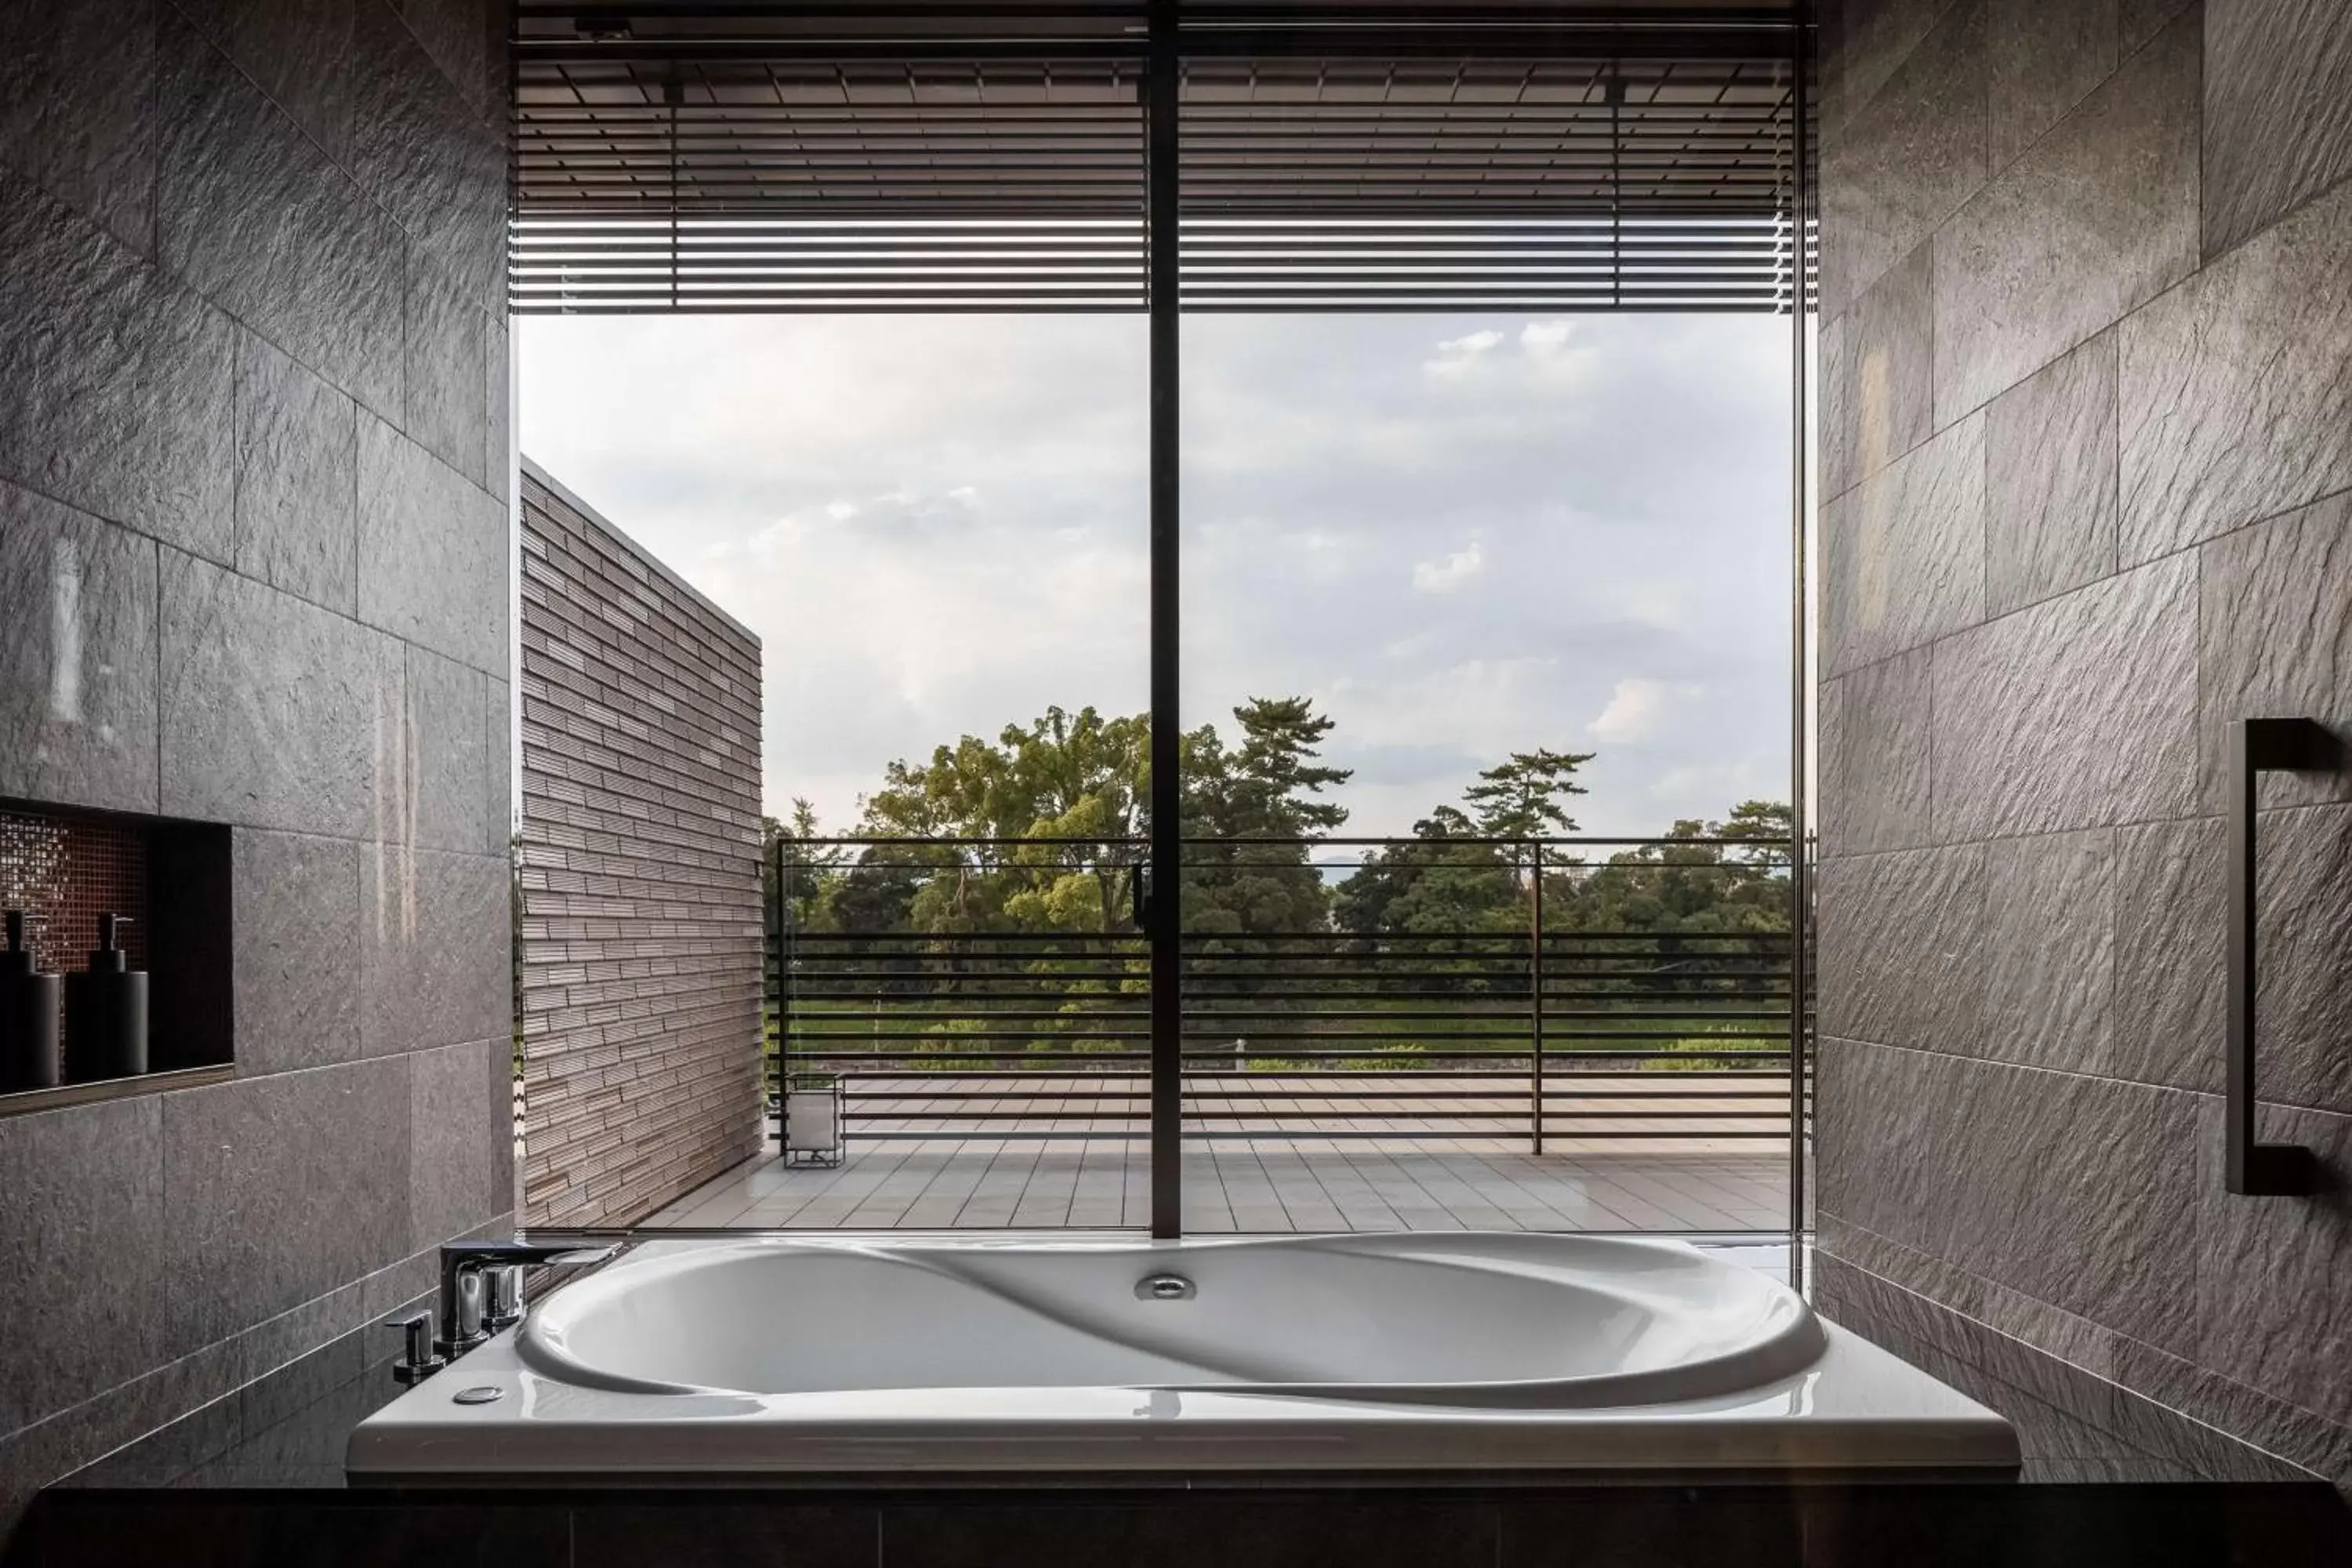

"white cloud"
[1520,319,1573,354]
[1588,678,1704,746]
[1421,328,1504,379]
[1410,540,1484,593]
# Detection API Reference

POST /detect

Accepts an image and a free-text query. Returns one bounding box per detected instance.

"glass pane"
[1179,311,1795,1236]
[519,314,1150,1229]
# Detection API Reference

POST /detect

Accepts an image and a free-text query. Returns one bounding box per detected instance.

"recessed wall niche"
[0,801,233,1102]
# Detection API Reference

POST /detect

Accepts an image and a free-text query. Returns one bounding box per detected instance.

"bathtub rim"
[514,1231,1830,1408]
[350,1233,2020,1479]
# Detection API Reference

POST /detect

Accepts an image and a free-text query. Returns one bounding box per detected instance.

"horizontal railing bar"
[781,1025,1769,1034]
[784,996,1786,1011]
[515,262,1777,287]
[514,109,1784,130]
[514,226,1788,245]
[776,929,1788,942]
[514,237,1784,256]
[829,1109,1783,1123]
[513,287,1788,305]
[1175,1008,1791,1022]
[775,1051,1791,1062]
[779,974,1788,987]
[789,1006,1149,1018]
[838,1130,1793,1142]
[516,158,1783,181]
[789,1068,1792,1079]
[513,303,1798,317]
[786,982,1788,996]
[789,1030,1153,1041]
[837,1091,1789,1105]
[761,834,1789,848]
[786,1048,1791,1061]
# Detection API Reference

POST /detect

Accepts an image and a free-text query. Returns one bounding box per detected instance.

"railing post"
[1529,840,1544,1156]
[768,833,788,1147]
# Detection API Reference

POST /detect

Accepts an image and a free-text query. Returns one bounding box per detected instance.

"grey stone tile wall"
[517,467,765,1229]
[0,0,510,1517]
[1819,0,2352,1489]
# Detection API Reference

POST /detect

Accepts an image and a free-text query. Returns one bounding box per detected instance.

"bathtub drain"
[1134,1272,1196,1301]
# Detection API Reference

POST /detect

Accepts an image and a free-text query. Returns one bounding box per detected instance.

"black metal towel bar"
[2224,717,2329,1196]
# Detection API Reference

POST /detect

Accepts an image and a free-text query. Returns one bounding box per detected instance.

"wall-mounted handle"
[2225,717,2328,1196]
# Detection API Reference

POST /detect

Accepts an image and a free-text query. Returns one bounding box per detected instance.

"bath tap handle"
[485,1264,524,1332]
[384,1311,445,1385]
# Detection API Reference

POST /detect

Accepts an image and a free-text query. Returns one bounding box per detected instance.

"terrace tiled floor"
[644,1074,1791,1232]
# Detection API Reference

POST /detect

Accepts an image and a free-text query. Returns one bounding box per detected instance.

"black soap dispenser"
[1,910,63,1092]
[64,913,147,1081]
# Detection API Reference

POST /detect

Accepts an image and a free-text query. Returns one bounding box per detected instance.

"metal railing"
[764,835,1795,1152]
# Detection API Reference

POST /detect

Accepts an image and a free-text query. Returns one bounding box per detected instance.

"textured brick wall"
[1816,0,2352,1487]
[517,463,765,1226]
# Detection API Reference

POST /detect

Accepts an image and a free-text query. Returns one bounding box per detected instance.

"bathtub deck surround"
[347,1233,2016,1479]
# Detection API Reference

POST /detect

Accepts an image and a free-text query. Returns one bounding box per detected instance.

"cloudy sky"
[517,311,1792,841]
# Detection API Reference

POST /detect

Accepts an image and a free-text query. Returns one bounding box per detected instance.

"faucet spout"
[435,1239,622,1361]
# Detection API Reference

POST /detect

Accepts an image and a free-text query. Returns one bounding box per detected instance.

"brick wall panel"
[517,466,763,1227]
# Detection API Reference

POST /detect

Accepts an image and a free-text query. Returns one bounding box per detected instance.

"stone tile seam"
[3,1243,456,1461]
[6,111,503,516]
[1826,550,2139,691]
[1825,13,1991,314]
[1817,811,2233,867]
[1825,0,2205,340]
[2193,113,2352,274]
[0,1337,238,1461]
[158,0,507,253]
[154,536,165,808]
[1822,0,1973,143]
[146,1055,420,1422]
[1819,1215,2344,1479]
[7,485,509,707]
[1919,187,2314,450]
[1973,0,2190,193]
[1822,479,2352,709]
[1822,1032,2352,1124]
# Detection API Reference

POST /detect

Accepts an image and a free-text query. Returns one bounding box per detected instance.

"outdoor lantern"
[784,1070,845,1167]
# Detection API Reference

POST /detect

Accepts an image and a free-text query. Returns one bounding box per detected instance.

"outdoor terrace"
[642,832,1798,1235]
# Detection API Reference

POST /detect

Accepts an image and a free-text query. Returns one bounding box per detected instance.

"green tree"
[1181,697,1351,939]
[859,704,1149,934]
[1462,747,1593,837]
[1333,746,1595,942]
[1547,806,1793,935]
[764,797,846,935]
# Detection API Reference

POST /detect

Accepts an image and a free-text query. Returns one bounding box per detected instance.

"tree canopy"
[763,698,1792,943]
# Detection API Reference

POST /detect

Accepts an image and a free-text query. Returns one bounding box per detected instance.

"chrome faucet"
[412,1240,619,1372]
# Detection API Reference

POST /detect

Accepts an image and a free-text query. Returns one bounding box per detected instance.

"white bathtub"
[347,1233,2016,1478]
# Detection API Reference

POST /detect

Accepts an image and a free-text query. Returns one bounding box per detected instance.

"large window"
[511,2,1810,1242]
